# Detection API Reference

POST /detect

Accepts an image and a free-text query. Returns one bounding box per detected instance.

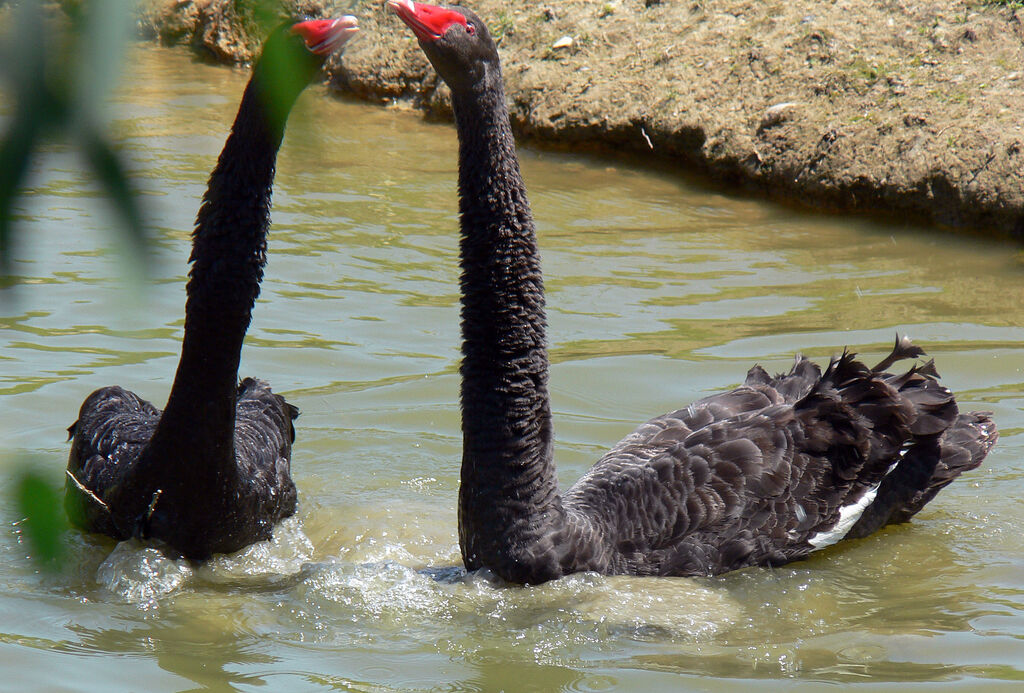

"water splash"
[96,539,192,607]
[95,517,314,606]
[570,574,741,639]
[201,516,314,580]
[289,554,740,666]
[301,559,455,624]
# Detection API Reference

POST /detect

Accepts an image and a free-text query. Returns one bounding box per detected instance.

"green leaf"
[14,468,69,569]
[79,128,151,268]
[72,0,133,124]
[0,109,41,274]
[234,0,285,37]
[1,0,149,281]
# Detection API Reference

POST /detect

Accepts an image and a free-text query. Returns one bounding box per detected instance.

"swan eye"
[467,24,475,35]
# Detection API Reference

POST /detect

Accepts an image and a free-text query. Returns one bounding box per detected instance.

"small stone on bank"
[758,102,802,133]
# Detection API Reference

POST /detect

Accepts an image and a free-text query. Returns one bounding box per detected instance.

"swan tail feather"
[873,334,927,373]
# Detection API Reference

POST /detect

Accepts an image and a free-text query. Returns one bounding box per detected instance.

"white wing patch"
[807,484,880,550]
[806,441,912,551]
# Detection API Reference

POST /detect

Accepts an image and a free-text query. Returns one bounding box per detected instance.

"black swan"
[65,16,359,559]
[388,1,998,585]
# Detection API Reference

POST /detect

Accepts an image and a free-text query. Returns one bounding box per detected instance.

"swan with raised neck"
[65,16,359,559]
[389,2,997,584]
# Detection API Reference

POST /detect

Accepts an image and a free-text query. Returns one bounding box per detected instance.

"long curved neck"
[145,75,293,478]
[451,74,564,571]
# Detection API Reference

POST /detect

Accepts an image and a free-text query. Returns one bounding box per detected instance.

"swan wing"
[231,377,300,537]
[65,385,161,536]
[564,349,991,577]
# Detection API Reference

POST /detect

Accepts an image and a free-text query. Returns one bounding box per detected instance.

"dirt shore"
[138,0,1024,239]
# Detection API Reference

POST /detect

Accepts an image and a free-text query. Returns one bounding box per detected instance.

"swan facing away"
[65,17,359,559]
[388,1,998,585]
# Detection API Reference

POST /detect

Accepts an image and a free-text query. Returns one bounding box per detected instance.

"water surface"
[2,45,1023,692]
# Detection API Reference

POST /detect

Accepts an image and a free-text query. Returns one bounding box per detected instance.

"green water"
[2,45,1023,692]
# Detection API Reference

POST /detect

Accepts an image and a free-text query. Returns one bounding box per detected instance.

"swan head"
[387,1,498,94]
[254,16,359,93]
[249,16,358,129]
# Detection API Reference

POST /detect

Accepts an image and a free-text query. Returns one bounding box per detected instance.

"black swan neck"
[450,79,565,572]
[147,76,292,473]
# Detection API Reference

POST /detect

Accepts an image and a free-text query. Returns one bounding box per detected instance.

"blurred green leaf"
[0,0,149,279]
[235,0,286,37]
[14,468,69,569]
[81,128,148,259]
[0,106,40,274]
[73,0,133,124]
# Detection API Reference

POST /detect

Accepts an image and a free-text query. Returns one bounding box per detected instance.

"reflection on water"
[1,45,1023,691]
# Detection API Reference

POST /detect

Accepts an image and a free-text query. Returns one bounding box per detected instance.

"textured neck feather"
[451,77,565,572]
[145,77,288,480]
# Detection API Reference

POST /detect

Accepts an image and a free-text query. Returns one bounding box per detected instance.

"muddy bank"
[137,0,1024,238]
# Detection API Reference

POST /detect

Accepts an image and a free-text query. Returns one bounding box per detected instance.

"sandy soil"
[137,0,1024,239]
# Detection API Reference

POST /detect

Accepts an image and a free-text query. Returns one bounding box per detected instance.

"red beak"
[291,16,360,55]
[387,0,468,42]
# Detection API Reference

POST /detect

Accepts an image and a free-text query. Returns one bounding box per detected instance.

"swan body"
[389,1,997,585]
[65,17,359,559]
